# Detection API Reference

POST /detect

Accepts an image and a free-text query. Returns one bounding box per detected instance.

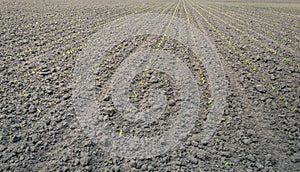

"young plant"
[37,108,42,113]
[224,161,229,168]
[133,91,138,99]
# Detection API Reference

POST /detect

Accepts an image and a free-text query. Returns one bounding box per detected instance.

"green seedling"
[271,86,275,90]
[262,77,267,82]
[133,91,138,99]
[283,58,290,62]
[19,123,23,129]
[285,101,288,106]
[48,102,53,106]
[119,128,123,137]
[112,142,115,149]
[113,107,117,113]
[252,65,257,71]
[108,160,113,165]
[246,59,251,65]
[37,108,42,113]
[291,107,296,113]
[279,96,284,101]
[207,99,213,106]
[224,161,229,168]
[59,73,65,77]
[140,81,145,86]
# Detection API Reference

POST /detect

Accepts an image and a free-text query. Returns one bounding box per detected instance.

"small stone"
[74,158,80,165]
[256,162,264,169]
[242,138,251,145]
[220,151,231,158]
[255,84,266,93]
[141,164,148,171]
[80,153,91,166]
[112,166,120,172]
[188,155,198,164]
[291,152,300,163]
[169,100,176,106]
[0,145,6,152]
[147,165,154,171]
[80,154,91,166]
[149,76,159,83]
[130,160,137,168]
[247,154,256,162]
[63,93,71,100]
[12,135,21,143]
[260,96,266,101]
[224,109,229,115]
[103,95,110,101]
[103,115,108,121]
[196,150,208,160]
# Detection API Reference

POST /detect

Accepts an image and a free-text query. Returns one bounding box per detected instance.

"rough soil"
[0,0,299,171]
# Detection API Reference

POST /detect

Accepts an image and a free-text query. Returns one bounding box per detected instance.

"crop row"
[0,1,172,141]
[2,4,153,61]
[186,0,297,113]
[195,4,299,71]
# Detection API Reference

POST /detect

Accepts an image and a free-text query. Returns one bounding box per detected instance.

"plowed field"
[1,0,299,171]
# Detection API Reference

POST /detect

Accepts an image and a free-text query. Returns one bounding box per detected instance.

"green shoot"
[207,99,213,106]
[285,101,288,106]
[279,96,284,101]
[201,77,205,84]
[112,142,115,149]
[37,108,42,113]
[133,91,138,99]
[291,107,296,113]
[108,160,113,165]
[224,161,229,168]
[59,73,65,77]
[119,128,123,137]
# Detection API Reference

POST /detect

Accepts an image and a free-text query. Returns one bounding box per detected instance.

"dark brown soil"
[1,0,299,171]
